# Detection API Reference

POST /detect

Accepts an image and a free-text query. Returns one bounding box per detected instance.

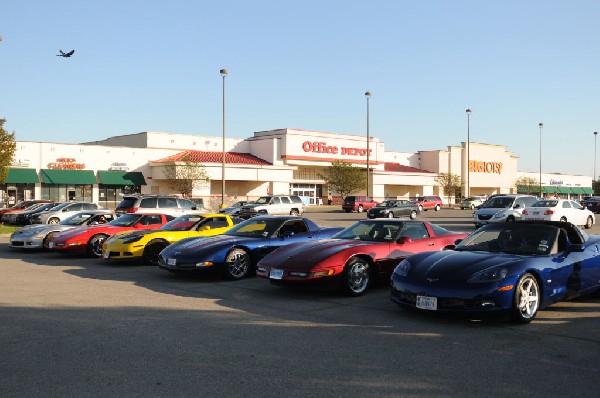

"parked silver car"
[30,202,103,224]
[9,210,115,249]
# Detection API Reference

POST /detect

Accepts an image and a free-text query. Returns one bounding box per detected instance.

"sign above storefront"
[108,162,130,171]
[47,158,86,170]
[302,141,372,157]
[469,160,503,174]
[550,179,564,185]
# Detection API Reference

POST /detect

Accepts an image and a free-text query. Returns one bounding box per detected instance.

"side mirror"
[397,236,412,244]
[454,238,463,245]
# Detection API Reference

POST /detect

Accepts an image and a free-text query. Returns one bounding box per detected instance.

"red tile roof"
[153,150,271,166]
[384,163,435,173]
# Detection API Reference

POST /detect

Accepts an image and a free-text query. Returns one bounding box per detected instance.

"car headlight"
[492,212,507,219]
[394,259,411,277]
[468,267,508,283]
[122,235,143,244]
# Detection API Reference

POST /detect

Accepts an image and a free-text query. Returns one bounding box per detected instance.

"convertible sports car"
[256,219,468,296]
[158,216,344,280]
[390,221,600,323]
[9,210,115,250]
[44,213,173,257]
[101,213,241,265]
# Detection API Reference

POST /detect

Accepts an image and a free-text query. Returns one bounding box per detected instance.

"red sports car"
[44,213,173,257]
[256,219,468,296]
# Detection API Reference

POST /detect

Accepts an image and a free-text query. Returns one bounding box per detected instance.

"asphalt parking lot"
[1,208,599,397]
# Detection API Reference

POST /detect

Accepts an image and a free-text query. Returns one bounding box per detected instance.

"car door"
[256,219,312,260]
[569,201,588,225]
[136,215,165,230]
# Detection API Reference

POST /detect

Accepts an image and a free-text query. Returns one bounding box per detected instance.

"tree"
[0,119,17,184]
[515,176,540,195]
[162,155,209,198]
[435,173,461,206]
[318,160,366,199]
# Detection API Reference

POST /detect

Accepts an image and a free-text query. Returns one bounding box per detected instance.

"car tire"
[560,216,567,223]
[341,257,370,296]
[418,205,423,212]
[434,204,441,211]
[143,240,169,266]
[223,248,251,280]
[409,210,417,220]
[357,205,364,213]
[506,216,515,223]
[48,217,60,224]
[510,273,540,324]
[585,216,593,229]
[86,234,108,257]
[387,212,394,218]
[290,209,299,216]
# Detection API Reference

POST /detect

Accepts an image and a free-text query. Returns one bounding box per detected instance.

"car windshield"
[455,224,558,255]
[106,214,145,227]
[481,196,515,209]
[61,212,101,226]
[531,200,558,208]
[225,218,282,238]
[161,215,204,231]
[334,221,401,242]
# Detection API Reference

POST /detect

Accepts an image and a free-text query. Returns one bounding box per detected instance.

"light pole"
[594,132,598,182]
[220,69,228,208]
[539,123,543,197]
[465,108,472,198]
[365,91,371,199]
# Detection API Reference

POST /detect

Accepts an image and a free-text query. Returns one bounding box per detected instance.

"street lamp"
[365,91,371,199]
[539,123,543,197]
[220,69,228,208]
[594,132,598,182]
[465,108,472,198]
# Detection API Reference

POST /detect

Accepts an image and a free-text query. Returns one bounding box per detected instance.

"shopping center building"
[2,128,593,209]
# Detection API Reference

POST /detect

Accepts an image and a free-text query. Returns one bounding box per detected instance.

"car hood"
[13,224,78,235]
[403,250,529,282]
[475,208,510,216]
[259,239,384,268]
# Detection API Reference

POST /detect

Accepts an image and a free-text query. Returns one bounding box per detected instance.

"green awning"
[570,187,585,194]
[582,187,595,195]
[98,170,146,186]
[6,168,40,184]
[542,186,558,194]
[40,169,97,185]
[557,186,572,194]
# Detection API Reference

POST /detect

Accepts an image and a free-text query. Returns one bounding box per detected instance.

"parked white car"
[473,194,538,227]
[30,202,103,224]
[521,199,595,229]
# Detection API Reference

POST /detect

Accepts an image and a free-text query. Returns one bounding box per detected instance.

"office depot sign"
[301,141,372,157]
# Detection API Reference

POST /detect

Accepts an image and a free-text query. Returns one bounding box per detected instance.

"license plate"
[416,296,437,311]
[167,258,177,266]
[533,211,540,215]
[269,269,284,280]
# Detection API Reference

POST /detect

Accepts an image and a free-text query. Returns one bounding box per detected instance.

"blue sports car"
[158,216,344,280]
[390,221,600,323]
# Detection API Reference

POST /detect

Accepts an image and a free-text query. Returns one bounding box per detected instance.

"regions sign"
[469,160,503,174]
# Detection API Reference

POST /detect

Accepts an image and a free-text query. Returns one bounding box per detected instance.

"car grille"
[477,214,493,221]
[11,241,24,247]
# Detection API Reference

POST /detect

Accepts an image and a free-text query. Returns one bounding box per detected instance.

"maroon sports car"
[256,219,467,296]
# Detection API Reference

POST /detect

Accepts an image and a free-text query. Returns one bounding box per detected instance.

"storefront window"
[98,184,140,209]
[1,184,35,207]
[41,184,93,203]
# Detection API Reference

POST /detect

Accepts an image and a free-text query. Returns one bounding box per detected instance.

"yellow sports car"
[101,213,240,265]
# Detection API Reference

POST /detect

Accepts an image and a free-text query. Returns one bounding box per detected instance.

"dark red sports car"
[256,219,467,296]
[44,213,173,257]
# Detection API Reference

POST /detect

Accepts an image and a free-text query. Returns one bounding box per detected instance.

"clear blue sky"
[1,0,599,176]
